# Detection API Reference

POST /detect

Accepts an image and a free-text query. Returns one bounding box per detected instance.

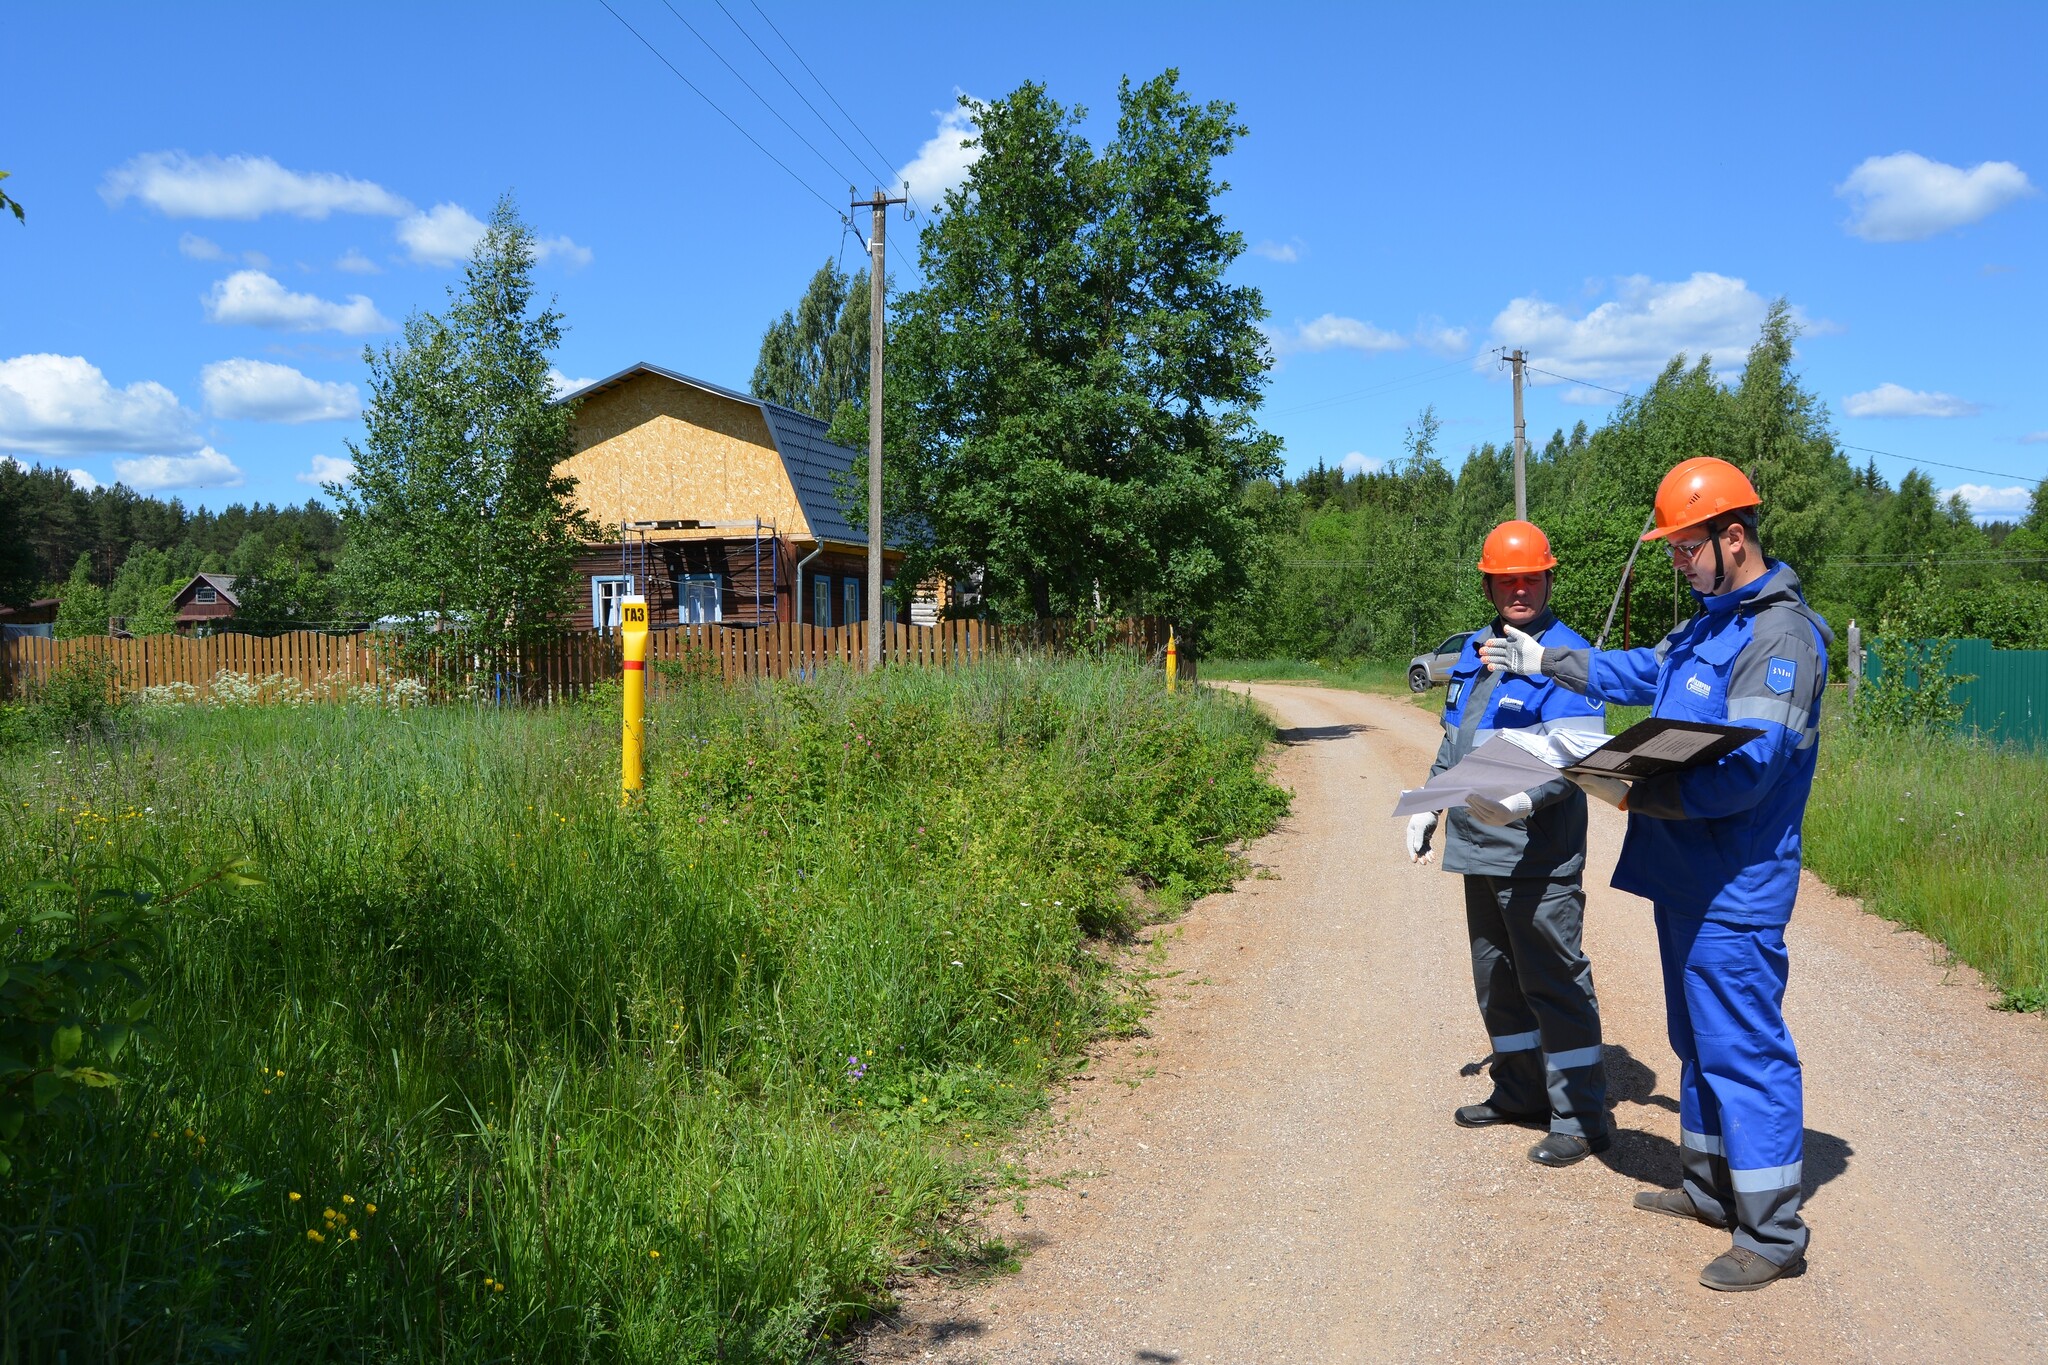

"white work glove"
[1405,811,1438,864]
[1569,772,1631,808]
[1479,624,1546,675]
[1465,789,1536,826]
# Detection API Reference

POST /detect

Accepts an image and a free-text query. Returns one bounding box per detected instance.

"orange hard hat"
[1477,520,1557,575]
[1642,457,1761,542]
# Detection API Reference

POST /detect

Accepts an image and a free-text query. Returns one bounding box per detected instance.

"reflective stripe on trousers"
[1465,874,1607,1138]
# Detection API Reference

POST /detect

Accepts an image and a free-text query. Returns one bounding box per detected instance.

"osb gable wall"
[557,373,813,541]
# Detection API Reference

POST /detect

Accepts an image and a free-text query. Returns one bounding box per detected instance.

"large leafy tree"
[750,259,870,421]
[334,195,595,662]
[864,73,1280,635]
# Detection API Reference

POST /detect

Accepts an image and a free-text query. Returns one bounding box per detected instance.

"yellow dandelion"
[289,1191,302,1202]
[649,1249,660,1259]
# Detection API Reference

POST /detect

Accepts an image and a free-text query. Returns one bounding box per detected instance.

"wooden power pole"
[855,186,906,668]
[1509,348,1528,520]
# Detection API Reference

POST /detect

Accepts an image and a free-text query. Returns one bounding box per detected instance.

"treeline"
[0,460,344,633]
[1209,302,2048,667]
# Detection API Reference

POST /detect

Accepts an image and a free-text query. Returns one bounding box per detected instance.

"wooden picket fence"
[1,617,1178,704]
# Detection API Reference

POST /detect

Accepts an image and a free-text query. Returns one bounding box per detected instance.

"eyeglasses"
[1666,535,1713,563]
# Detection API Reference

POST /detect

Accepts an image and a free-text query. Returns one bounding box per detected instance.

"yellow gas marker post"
[1165,628,1178,694]
[620,596,648,803]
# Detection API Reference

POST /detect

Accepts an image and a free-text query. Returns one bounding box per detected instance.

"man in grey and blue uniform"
[1483,457,1830,1292]
[1407,519,1612,1168]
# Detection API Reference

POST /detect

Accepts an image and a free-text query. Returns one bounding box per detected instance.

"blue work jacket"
[1547,563,1832,926]
[1433,612,1608,879]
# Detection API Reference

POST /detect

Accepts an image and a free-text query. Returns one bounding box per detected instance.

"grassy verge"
[1805,719,2048,1011]
[0,656,1286,1361]
[1200,657,1418,695]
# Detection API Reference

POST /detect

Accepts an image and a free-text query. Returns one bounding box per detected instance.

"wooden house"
[554,363,922,632]
[170,573,239,634]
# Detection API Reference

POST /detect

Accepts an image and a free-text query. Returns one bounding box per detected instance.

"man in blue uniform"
[1481,457,1831,1291]
[1408,520,1612,1167]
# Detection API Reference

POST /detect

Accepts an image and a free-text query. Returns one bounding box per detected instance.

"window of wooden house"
[591,575,634,632]
[811,574,832,627]
[842,577,861,625]
[679,574,722,625]
[195,585,218,604]
[882,578,899,625]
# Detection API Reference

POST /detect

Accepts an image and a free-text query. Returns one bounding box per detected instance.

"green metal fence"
[1867,637,2048,747]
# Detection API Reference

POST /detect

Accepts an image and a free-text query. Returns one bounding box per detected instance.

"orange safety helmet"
[1477,519,1558,575]
[1642,457,1761,542]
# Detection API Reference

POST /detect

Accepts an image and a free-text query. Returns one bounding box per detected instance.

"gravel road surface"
[861,682,2048,1364]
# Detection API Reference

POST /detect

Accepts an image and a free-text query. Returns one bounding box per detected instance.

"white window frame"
[591,575,635,632]
[678,573,722,625]
[195,585,219,605]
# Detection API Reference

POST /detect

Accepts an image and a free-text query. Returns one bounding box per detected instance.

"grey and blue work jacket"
[1542,562,1832,927]
[1432,612,1608,880]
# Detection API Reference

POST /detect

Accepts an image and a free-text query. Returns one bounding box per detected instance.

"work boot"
[1632,1188,1728,1229]
[1699,1246,1803,1292]
[1528,1131,1610,1167]
[1453,1101,1545,1129]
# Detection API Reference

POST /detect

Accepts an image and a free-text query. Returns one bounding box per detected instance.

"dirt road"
[864,683,2048,1364]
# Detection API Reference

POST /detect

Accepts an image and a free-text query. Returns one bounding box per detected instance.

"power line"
[711,0,896,188]
[1837,442,2042,488]
[746,0,899,182]
[657,0,863,191]
[1517,361,1633,398]
[1264,352,1481,418]
[594,0,846,221]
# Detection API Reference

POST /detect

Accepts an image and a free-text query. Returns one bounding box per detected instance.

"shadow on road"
[1275,723,1371,744]
[1593,1043,1855,1203]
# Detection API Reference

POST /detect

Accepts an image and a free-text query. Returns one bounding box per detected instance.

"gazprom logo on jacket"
[1686,673,1713,698]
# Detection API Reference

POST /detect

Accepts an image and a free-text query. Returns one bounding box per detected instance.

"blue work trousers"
[1654,906,1808,1265]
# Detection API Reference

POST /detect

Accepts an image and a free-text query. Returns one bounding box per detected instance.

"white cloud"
[2019,431,2048,445]
[66,468,103,492]
[335,247,381,274]
[113,445,243,491]
[298,453,356,487]
[205,270,393,334]
[397,203,486,265]
[1489,272,1775,384]
[1837,152,2035,242]
[1251,239,1302,263]
[179,232,229,261]
[103,152,411,220]
[201,358,360,423]
[0,353,202,456]
[535,234,593,270]
[1338,451,1384,476]
[549,368,597,399]
[897,98,981,205]
[1270,314,1409,356]
[1842,383,1981,419]
[1414,317,1470,356]
[1560,386,1618,406]
[1941,483,2034,521]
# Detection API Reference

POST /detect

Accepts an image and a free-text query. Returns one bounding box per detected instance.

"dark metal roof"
[559,362,897,550]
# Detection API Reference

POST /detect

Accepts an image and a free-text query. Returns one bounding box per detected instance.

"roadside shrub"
[1854,633,1971,735]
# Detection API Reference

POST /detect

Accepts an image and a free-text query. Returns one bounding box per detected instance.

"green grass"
[0,656,1286,1361]
[1805,719,2048,1011]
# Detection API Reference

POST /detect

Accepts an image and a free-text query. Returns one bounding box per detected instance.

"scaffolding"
[619,518,780,628]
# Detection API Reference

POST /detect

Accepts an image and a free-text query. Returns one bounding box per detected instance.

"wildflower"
[306,1229,324,1243]
[342,1194,355,1204]
[289,1192,302,1202]
[349,1228,360,1241]
[492,1281,505,1293]
[649,1249,661,1259]
[263,1088,272,1095]
[365,1203,376,1215]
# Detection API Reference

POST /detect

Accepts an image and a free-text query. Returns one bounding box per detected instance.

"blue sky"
[5,1,2044,519]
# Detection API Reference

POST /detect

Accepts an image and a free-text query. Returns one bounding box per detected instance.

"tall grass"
[1200,658,1417,694]
[0,656,1285,1361]
[1806,720,2048,1011]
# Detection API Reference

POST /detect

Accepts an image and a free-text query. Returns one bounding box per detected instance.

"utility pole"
[1509,348,1528,520]
[855,186,907,669]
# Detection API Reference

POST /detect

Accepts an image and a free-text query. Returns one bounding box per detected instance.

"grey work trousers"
[1464,873,1609,1138]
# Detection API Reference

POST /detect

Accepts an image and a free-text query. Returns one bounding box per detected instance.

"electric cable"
[594,0,847,221]
[746,0,899,177]
[711,0,896,187]
[1264,352,1481,418]
[1837,442,2041,488]
[657,0,862,191]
